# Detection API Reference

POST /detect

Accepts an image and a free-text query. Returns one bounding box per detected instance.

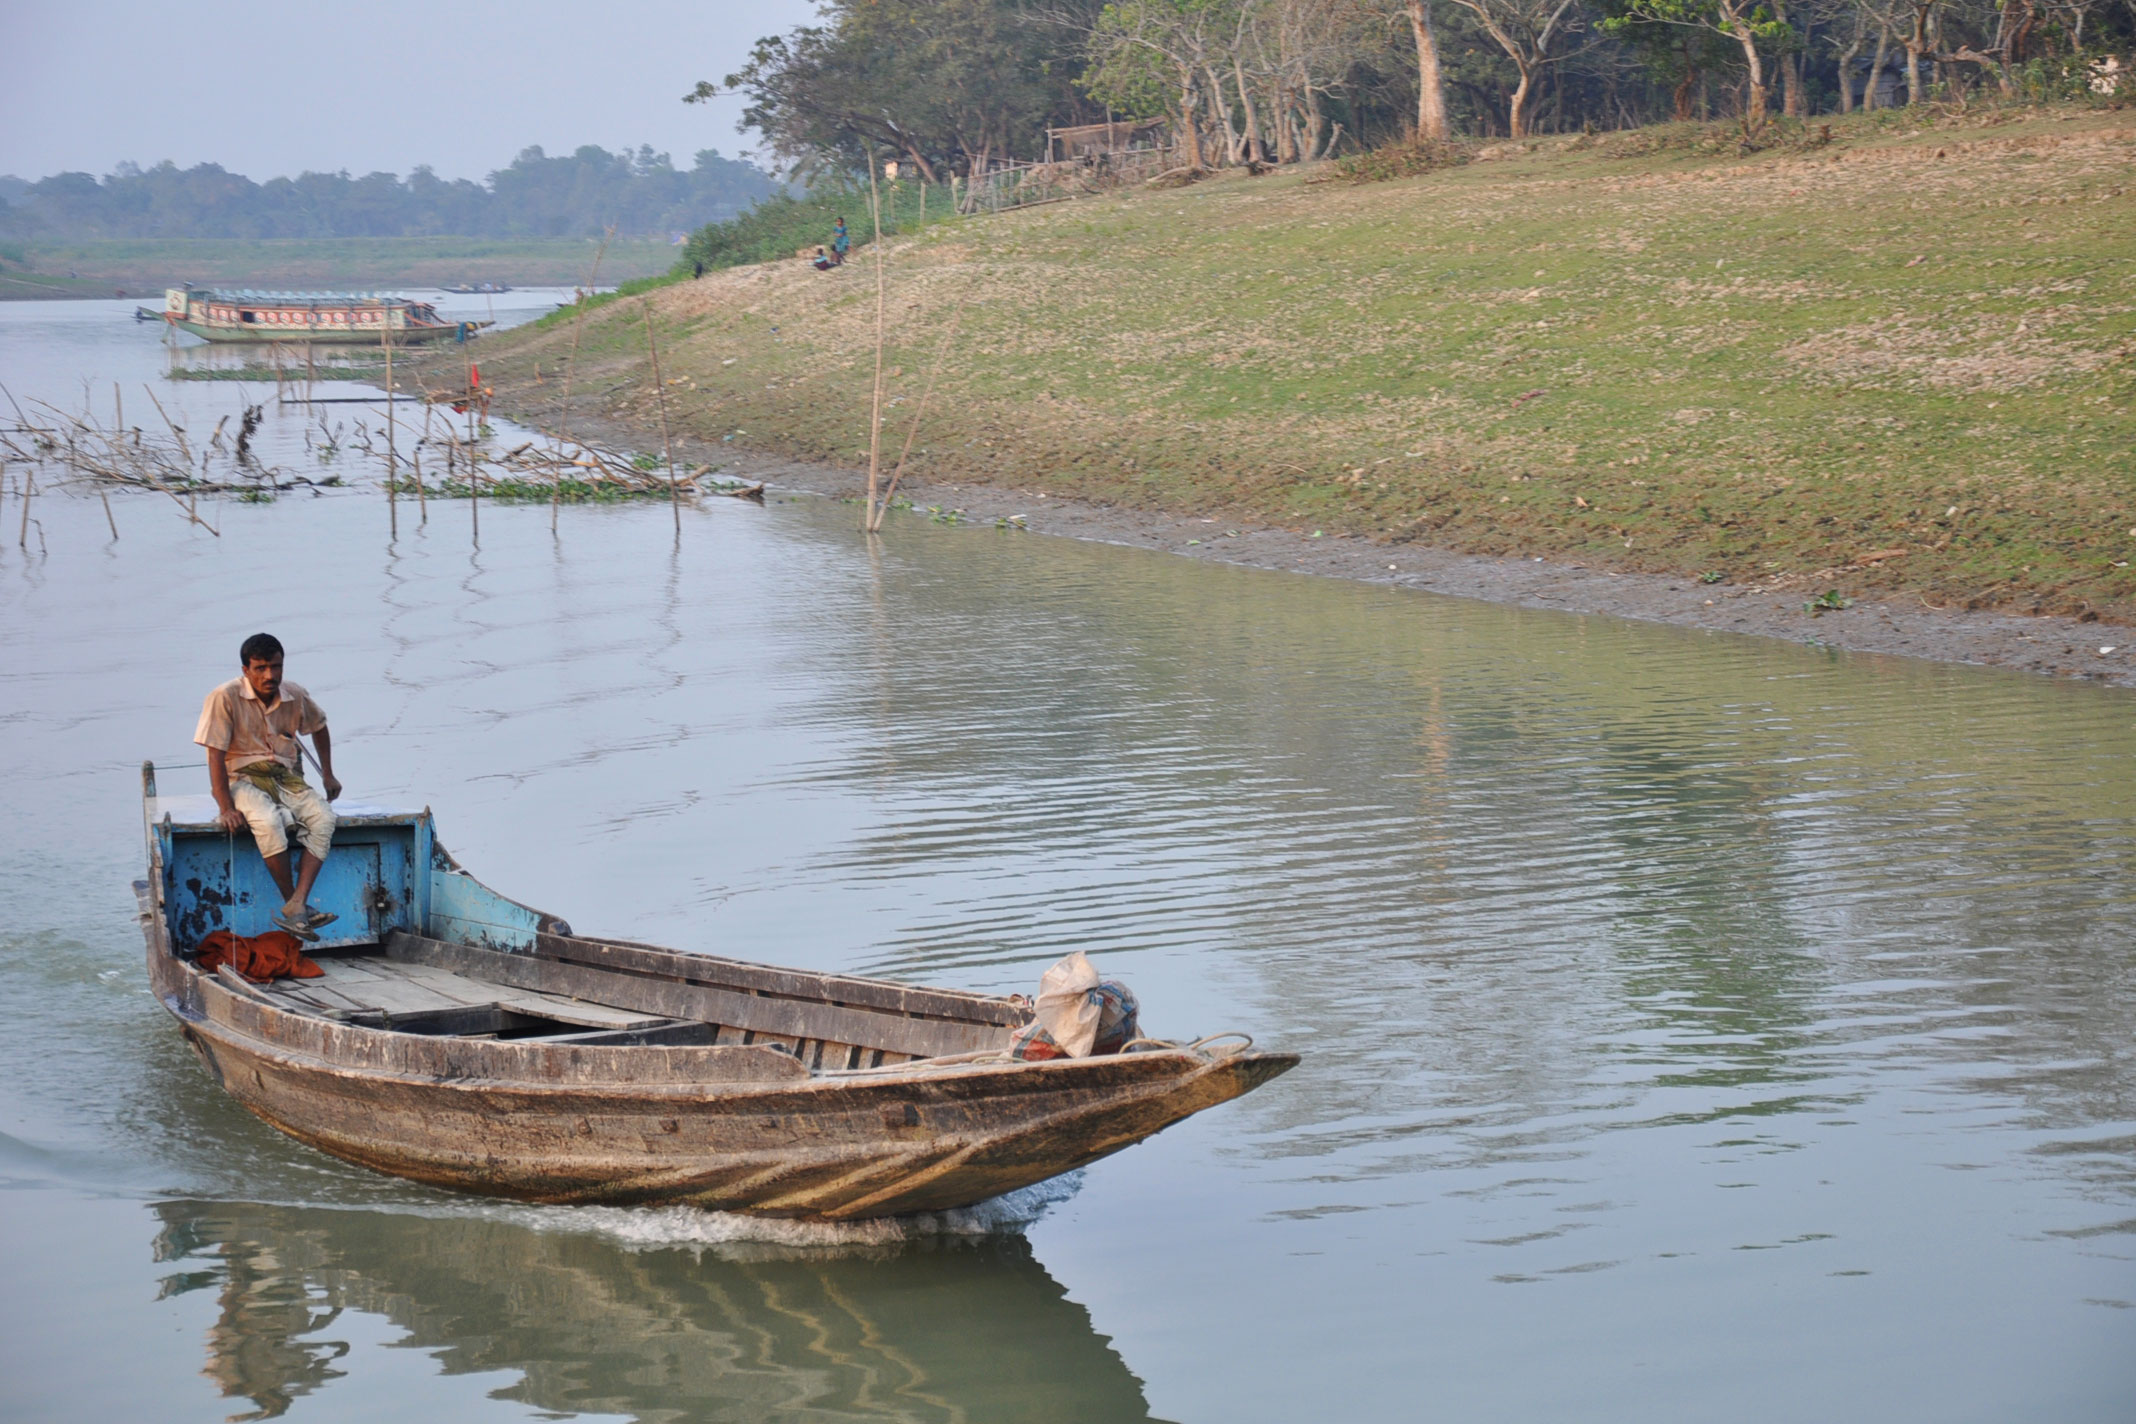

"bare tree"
[1607,0,1790,130]
[1444,0,1584,137]
[1407,0,1454,138]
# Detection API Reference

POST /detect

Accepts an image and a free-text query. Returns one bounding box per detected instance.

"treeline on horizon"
[0,145,777,241]
[702,0,2134,181]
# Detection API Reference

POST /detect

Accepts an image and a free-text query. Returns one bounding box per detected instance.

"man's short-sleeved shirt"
[194,678,328,772]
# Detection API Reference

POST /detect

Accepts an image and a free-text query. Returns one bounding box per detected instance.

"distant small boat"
[154,287,489,345]
[441,281,512,295]
[138,764,1294,1217]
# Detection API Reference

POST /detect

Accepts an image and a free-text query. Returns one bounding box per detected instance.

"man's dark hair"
[239,632,284,666]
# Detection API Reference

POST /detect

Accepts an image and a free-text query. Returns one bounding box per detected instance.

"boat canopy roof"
[191,289,427,306]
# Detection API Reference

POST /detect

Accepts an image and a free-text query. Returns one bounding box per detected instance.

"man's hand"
[312,728,340,802]
[218,805,248,833]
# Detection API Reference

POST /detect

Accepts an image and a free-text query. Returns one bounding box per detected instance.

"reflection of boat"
[139,764,1295,1218]
[154,287,488,345]
[440,281,512,294]
[153,1197,1167,1423]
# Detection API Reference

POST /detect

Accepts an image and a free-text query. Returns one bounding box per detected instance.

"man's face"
[243,656,283,703]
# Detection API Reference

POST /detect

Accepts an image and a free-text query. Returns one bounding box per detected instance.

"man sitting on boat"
[195,633,342,940]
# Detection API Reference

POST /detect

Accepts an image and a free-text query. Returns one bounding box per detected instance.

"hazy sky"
[1,0,821,182]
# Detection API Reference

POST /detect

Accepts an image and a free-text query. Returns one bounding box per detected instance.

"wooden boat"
[157,287,490,345]
[137,764,1294,1218]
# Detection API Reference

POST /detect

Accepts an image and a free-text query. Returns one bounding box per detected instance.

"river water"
[1,297,2131,1422]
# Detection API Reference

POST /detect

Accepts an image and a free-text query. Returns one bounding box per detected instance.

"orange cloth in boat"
[195,929,324,983]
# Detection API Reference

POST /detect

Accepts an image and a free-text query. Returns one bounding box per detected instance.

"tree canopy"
[704,0,2133,171]
[0,145,775,240]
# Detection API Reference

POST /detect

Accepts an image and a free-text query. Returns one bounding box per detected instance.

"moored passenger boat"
[158,287,487,344]
[137,764,1295,1218]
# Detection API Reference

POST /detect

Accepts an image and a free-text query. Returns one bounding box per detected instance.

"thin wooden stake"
[383,315,398,538]
[468,417,480,546]
[20,466,34,548]
[871,302,966,532]
[864,153,888,531]
[642,300,682,534]
[417,401,432,524]
[558,226,615,449]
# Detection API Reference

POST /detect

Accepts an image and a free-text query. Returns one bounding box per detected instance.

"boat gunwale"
[141,885,1276,1103]
[163,956,1259,1108]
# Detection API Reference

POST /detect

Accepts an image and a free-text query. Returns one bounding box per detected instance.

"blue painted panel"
[426,866,542,953]
[154,799,425,956]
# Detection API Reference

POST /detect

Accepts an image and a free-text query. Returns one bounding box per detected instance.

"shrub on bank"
[677,177,954,273]
[1330,138,1471,184]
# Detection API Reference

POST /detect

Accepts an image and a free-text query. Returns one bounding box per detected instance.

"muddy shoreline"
[513,401,2135,691]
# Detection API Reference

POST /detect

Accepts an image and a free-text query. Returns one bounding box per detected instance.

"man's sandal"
[271,909,321,941]
[302,908,338,929]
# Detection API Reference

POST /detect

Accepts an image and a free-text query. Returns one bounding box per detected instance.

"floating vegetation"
[389,473,766,505]
[392,475,682,504]
[385,437,764,505]
[167,363,387,383]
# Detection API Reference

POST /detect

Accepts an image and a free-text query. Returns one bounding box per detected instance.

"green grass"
[470,100,2136,619]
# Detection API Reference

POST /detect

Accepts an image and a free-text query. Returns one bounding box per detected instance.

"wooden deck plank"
[309,954,664,1030]
[491,992,667,1031]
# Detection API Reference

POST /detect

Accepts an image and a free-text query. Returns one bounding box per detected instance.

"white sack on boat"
[1034,952,1104,1058]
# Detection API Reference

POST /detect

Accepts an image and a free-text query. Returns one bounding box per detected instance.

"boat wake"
[502,1172,1087,1255]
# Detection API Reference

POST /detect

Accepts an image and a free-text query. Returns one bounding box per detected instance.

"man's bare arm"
[206,747,246,832]
[312,727,342,801]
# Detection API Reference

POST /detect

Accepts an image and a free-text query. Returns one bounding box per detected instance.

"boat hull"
[135,775,1295,1218]
[170,317,472,345]
[160,981,1287,1216]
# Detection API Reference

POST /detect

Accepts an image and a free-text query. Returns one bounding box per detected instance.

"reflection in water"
[152,1200,1163,1424]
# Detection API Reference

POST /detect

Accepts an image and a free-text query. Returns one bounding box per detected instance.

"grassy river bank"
[448,103,2135,639]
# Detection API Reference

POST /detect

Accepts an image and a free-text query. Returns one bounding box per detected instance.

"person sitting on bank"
[811,246,836,271]
[195,633,342,940]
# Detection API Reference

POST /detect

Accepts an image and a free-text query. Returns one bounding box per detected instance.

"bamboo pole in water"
[864,154,888,532]
[557,232,612,533]
[642,300,681,535]
[416,401,432,524]
[557,225,614,477]
[870,303,966,533]
[102,384,121,538]
[467,407,480,546]
[18,465,32,548]
[383,316,398,539]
